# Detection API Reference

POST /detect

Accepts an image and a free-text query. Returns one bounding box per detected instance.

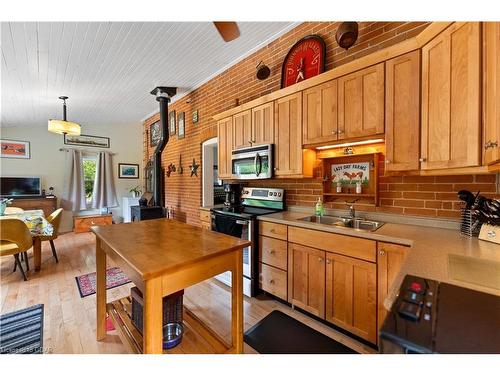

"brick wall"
[143,21,499,226]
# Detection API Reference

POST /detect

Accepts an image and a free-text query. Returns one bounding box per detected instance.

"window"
[82,157,97,206]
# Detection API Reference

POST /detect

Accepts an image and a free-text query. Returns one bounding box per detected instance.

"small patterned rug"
[0,304,44,354]
[75,267,131,298]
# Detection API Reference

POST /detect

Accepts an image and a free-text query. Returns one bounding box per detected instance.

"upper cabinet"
[421,22,481,170]
[338,63,385,140]
[217,116,233,179]
[251,102,274,146]
[483,22,500,166]
[232,110,252,150]
[385,51,421,172]
[303,80,338,145]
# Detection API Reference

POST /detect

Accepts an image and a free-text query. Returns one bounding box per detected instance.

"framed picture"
[169,110,176,135]
[178,112,185,139]
[149,120,161,147]
[0,139,30,159]
[118,163,140,179]
[192,109,199,124]
[64,134,110,148]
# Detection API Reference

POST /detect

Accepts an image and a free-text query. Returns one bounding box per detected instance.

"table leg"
[33,237,42,271]
[143,277,163,354]
[231,249,244,353]
[96,237,107,341]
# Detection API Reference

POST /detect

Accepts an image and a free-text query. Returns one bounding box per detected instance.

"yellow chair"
[0,218,33,281]
[40,208,63,263]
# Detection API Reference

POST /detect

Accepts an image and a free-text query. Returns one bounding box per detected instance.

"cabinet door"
[325,252,377,343]
[289,243,325,318]
[233,110,252,149]
[377,243,408,331]
[251,102,274,146]
[385,51,421,172]
[483,22,500,165]
[274,93,305,177]
[217,116,233,179]
[338,63,385,140]
[421,22,481,170]
[303,80,338,145]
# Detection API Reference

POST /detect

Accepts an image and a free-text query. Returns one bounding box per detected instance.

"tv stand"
[10,196,57,217]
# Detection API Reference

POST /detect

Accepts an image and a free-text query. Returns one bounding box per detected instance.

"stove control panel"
[241,187,284,202]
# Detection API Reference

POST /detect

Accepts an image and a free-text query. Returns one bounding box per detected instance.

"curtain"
[92,151,118,209]
[61,149,86,211]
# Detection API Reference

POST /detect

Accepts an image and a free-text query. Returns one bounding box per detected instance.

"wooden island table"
[91,218,250,354]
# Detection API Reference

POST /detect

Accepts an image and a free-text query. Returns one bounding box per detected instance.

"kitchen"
[0,1,499,374]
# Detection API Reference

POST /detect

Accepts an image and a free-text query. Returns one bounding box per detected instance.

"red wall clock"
[281,35,326,88]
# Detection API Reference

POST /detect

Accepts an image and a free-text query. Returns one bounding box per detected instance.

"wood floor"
[0,231,376,354]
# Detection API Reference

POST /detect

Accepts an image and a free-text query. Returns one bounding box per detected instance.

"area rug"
[244,310,358,354]
[0,304,44,354]
[75,267,131,298]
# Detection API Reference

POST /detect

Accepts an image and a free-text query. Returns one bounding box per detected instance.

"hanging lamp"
[48,96,81,135]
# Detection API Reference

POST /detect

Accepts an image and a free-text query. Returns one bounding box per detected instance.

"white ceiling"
[0,22,297,128]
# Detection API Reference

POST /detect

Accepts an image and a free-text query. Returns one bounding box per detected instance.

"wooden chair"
[0,218,33,281]
[40,208,63,263]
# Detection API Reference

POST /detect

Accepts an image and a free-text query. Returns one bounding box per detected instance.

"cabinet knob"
[318,257,323,263]
[485,140,498,150]
[331,130,338,135]
[337,130,344,135]
[385,160,391,164]
[379,250,386,256]
[326,259,331,264]
[419,157,426,162]
[269,279,275,285]
[269,249,275,254]
[273,167,278,171]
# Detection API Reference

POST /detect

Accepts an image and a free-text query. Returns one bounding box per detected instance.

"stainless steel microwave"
[231,144,273,180]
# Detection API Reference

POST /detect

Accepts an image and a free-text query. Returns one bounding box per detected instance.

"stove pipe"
[150,86,177,207]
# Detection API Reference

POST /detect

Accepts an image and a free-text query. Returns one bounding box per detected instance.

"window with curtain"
[82,156,97,207]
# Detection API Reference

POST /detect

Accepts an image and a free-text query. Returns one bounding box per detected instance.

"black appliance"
[223,183,242,207]
[379,274,500,354]
[131,87,176,221]
[211,187,285,297]
[1,176,42,198]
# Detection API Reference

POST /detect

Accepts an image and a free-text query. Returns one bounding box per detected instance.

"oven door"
[211,213,254,296]
[231,145,272,180]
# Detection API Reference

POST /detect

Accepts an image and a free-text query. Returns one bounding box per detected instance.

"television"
[0,176,42,198]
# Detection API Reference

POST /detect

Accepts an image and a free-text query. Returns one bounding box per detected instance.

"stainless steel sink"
[298,215,385,232]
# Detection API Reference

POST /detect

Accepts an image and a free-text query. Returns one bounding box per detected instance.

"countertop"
[257,211,500,308]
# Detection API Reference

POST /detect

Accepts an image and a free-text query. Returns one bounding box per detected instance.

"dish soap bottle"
[315,197,325,217]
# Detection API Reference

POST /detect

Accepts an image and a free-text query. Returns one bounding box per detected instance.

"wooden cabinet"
[259,236,288,271]
[10,197,57,217]
[274,93,315,177]
[385,51,421,172]
[421,22,481,170]
[325,252,377,343]
[259,263,288,301]
[233,110,252,149]
[483,22,500,166]
[251,102,274,146]
[338,63,385,140]
[74,214,112,233]
[289,243,326,318]
[200,209,211,230]
[217,116,233,179]
[377,243,409,331]
[303,80,338,145]
[259,221,287,241]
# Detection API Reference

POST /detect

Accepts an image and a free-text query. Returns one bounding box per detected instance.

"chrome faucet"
[346,204,356,218]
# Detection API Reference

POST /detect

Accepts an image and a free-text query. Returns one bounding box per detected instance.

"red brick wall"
[143,21,498,226]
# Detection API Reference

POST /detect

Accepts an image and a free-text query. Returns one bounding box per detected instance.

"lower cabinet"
[199,209,212,230]
[325,252,377,343]
[289,243,326,318]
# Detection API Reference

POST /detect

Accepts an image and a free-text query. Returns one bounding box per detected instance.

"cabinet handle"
[273,167,278,171]
[326,259,331,264]
[331,130,338,135]
[269,279,275,285]
[270,229,275,233]
[485,140,498,150]
[337,130,344,135]
[91,221,95,225]
[318,257,323,263]
[419,158,426,162]
[385,160,391,164]
[379,250,386,256]
[269,249,275,254]
[248,141,253,145]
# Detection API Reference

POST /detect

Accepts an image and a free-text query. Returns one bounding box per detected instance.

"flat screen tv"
[0,176,42,197]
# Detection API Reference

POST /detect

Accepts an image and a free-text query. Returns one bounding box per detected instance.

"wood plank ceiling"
[1,22,297,128]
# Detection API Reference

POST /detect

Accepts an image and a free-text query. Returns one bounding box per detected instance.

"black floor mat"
[244,310,358,354]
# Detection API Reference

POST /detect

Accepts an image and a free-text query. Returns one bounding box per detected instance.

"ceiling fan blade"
[213,22,240,42]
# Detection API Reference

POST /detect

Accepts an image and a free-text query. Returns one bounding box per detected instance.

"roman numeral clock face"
[281,35,326,88]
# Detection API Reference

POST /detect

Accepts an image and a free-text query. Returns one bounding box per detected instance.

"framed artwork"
[281,35,326,88]
[192,109,199,124]
[169,110,176,135]
[64,134,110,148]
[118,163,140,179]
[0,139,30,159]
[178,112,185,139]
[149,120,161,147]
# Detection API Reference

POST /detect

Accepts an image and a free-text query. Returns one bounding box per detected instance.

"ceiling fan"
[213,22,240,42]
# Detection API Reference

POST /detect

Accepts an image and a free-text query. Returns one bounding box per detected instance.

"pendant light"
[48,96,81,135]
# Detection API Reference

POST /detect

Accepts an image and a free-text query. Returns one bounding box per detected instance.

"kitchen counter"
[257,211,500,309]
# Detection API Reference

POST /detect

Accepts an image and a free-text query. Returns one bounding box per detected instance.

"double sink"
[298,215,385,232]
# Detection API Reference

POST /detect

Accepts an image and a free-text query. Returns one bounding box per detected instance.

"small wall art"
[149,120,161,147]
[0,139,30,159]
[118,163,140,179]
[192,109,199,124]
[169,110,176,135]
[178,112,185,139]
[64,134,110,148]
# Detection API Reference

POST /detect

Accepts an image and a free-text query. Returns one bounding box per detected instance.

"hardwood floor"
[0,231,376,354]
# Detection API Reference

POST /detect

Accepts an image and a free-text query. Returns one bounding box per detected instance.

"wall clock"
[281,35,326,88]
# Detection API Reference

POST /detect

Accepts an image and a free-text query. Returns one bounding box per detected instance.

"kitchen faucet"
[345,200,359,218]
